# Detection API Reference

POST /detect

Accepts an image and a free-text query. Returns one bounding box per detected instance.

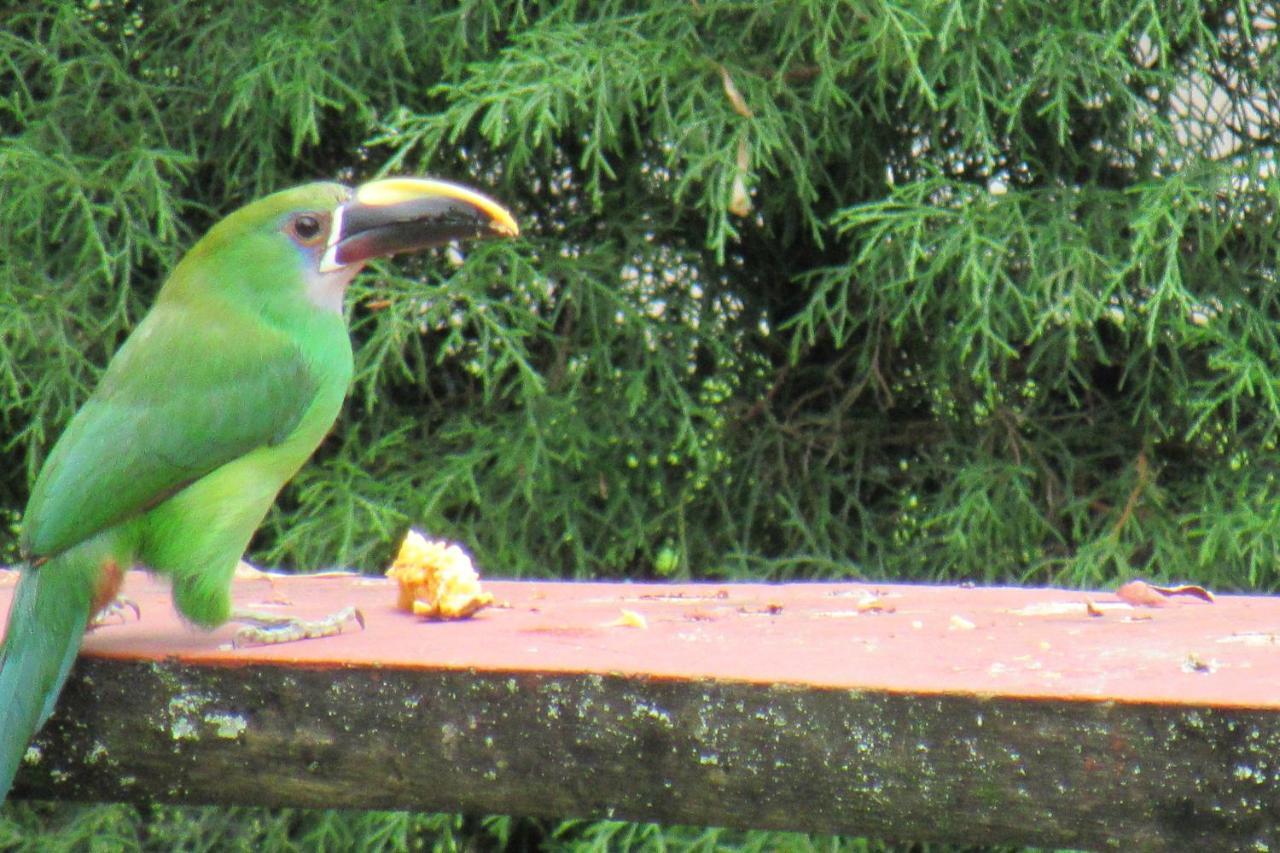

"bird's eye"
[292,214,324,243]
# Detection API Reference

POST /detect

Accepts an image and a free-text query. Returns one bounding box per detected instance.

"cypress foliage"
[1,0,1277,846]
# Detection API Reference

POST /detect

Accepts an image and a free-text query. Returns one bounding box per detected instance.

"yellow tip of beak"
[355,177,519,238]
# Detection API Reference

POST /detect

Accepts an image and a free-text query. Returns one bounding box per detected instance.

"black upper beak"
[321,177,518,271]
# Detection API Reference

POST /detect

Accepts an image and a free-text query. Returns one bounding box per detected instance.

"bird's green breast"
[130,305,353,590]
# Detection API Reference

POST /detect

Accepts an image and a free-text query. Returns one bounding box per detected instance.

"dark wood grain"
[12,657,1280,849]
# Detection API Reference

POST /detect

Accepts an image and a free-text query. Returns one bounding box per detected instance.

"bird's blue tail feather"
[0,560,95,800]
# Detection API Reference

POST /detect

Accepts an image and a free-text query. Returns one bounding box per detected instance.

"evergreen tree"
[2,0,1276,848]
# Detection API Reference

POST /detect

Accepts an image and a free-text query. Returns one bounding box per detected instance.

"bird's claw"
[231,606,364,648]
[89,596,141,630]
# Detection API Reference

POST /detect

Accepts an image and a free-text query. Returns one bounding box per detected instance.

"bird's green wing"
[20,302,320,561]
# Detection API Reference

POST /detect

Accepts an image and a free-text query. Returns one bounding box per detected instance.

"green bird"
[0,176,519,799]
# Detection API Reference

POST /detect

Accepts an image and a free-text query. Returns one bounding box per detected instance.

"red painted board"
[1,570,1276,709]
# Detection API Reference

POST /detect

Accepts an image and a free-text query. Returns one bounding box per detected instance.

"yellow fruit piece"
[605,609,648,629]
[386,530,494,620]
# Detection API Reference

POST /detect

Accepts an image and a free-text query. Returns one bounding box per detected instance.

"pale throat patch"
[309,199,356,312]
[306,263,360,313]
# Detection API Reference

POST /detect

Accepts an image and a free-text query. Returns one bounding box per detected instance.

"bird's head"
[174,177,519,314]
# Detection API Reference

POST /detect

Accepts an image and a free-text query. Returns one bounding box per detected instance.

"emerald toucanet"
[0,177,519,799]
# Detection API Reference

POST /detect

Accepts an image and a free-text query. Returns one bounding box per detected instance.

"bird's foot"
[230,606,365,648]
[88,596,141,630]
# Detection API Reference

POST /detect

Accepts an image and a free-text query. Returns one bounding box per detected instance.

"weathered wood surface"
[3,570,1279,849]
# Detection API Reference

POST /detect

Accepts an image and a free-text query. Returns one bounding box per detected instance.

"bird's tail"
[0,555,97,800]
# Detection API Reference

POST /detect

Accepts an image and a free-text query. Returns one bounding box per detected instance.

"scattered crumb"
[232,560,290,604]
[386,530,494,620]
[738,604,785,616]
[1182,652,1216,674]
[1150,583,1214,603]
[856,593,895,613]
[606,609,648,629]
[1008,600,1129,616]
[1116,581,1169,607]
[1218,632,1280,646]
[1117,580,1214,607]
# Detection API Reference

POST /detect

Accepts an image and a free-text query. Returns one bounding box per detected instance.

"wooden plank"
[2,569,1279,848]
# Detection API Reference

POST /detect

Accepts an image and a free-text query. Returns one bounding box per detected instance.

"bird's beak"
[319,177,519,272]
